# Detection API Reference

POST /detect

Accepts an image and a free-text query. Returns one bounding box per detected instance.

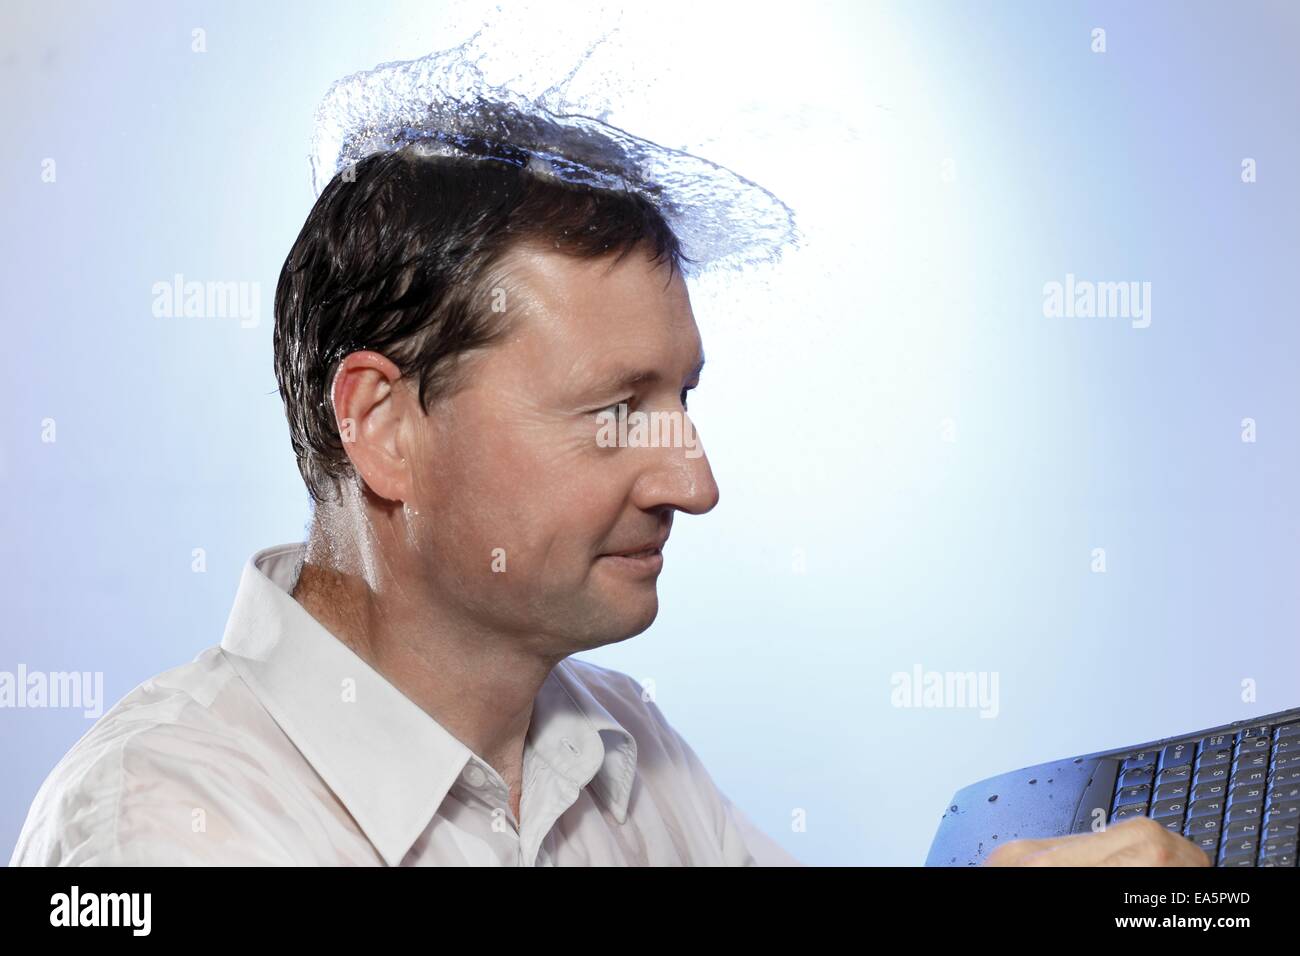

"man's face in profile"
[402,240,719,653]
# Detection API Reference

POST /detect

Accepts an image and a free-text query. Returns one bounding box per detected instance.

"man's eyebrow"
[585,353,706,395]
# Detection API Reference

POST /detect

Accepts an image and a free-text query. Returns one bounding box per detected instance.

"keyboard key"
[1264,801,1300,822]
[1120,753,1157,773]
[1226,801,1263,823]
[1270,768,1300,788]
[1260,835,1297,856]
[1154,782,1189,802]
[1238,725,1273,744]
[1192,781,1228,801]
[1112,803,1148,821]
[1185,816,1222,837]
[1269,784,1300,803]
[1234,754,1270,775]
[1151,798,1186,819]
[1265,819,1300,839]
[1192,831,1220,852]
[1194,766,1230,787]
[1196,755,1231,775]
[1119,768,1154,789]
[1160,743,1195,772]
[1157,766,1192,784]
[1239,736,1272,755]
[1225,819,1260,838]
[1230,784,1267,805]
[1273,723,1300,740]
[1233,768,1269,788]
[1219,836,1257,859]
[1189,796,1226,819]
[1116,784,1151,805]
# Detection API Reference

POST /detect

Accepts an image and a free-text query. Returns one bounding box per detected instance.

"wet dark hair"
[273,145,692,504]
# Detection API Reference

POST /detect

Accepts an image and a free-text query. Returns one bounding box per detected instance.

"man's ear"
[330,350,415,503]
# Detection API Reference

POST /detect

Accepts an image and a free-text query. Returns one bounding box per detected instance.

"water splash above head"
[308,29,800,279]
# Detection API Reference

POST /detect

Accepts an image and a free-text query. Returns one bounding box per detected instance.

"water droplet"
[307,35,799,277]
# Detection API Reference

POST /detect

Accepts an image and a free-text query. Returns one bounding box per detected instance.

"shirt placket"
[458,760,524,864]
[517,736,591,867]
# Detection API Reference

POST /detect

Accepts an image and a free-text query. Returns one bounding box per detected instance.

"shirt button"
[462,763,487,788]
[561,737,580,756]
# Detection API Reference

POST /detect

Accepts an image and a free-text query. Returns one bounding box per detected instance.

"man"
[10,149,1207,866]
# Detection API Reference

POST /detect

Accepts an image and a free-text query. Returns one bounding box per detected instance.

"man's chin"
[577,589,660,646]
[619,601,659,640]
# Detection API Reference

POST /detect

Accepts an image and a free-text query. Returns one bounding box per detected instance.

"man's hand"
[983,816,1213,866]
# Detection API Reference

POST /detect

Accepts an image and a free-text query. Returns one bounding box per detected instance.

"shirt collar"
[218,542,638,866]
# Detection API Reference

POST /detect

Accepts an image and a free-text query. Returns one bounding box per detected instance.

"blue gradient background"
[3,0,1298,866]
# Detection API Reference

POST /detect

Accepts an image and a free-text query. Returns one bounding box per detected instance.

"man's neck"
[290,553,556,823]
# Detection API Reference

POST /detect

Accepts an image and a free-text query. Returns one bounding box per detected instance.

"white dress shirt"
[10,543,801,866]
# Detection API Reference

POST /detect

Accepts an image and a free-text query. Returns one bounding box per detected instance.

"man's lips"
[598,545,665,574]
[598,535,669,575]
[602,545,660,559]
[600,536,668,558]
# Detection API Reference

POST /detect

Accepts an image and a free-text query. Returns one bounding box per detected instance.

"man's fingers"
[984,816,1213,866]
[984,838,1050,866]
[1093,817,1212,866]
[989,821,1145,867]
[1028,817,1166,866]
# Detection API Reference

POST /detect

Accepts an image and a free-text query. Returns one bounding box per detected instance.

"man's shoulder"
[9,646,291,865]
[50,644,252,758]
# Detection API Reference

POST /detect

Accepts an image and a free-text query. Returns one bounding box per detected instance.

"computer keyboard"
[926,705,1300,866]
[1106,719,1300,866]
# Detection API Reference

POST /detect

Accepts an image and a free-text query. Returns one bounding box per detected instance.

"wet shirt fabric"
[10,543,801,867]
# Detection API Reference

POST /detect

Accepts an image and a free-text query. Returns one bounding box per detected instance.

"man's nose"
[632,430,720,516]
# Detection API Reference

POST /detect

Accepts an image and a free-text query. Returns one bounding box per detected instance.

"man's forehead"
[498,239,687,312]
[493,241,700,376]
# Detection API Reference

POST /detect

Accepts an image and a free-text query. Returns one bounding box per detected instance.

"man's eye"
[595,398,632,420]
